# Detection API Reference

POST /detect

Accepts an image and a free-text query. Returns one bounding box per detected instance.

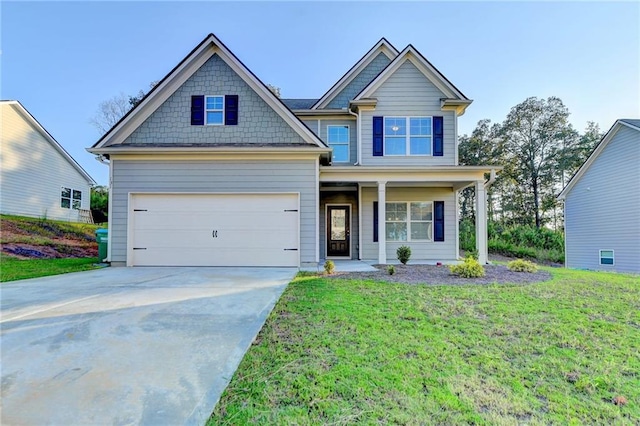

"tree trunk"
[533,177,541,228]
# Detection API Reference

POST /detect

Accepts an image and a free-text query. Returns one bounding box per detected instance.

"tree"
[501,96,577,228]
[267,84,281,98]
[90,81,158,134]
[90,186,109,223]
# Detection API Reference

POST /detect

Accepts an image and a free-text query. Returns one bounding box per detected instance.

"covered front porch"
[319,166,498,264]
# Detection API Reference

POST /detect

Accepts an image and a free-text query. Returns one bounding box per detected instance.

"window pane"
[61,198,71,209]
[385,117,406,136]
[600,250,614,258]
[410,136,431,155]
[206,96,223,109]
[207,111,223,124]
[72,200,81,210]
[330,210,346,240]
[328,126,349,143]
[386,222,407,241]
[411,202,432,220]
[411,222,431,240]
[385,203,406,221]
[72,190,82,200]
[61,187,71,198]
[601,257,614,265]
[331,144,349,162]
[410,117,431,136]
[385,137,406,155]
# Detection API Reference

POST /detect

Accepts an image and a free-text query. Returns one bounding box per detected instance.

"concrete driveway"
[1,266,295,425]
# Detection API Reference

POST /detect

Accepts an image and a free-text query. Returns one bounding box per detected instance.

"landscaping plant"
[507,258,539,273]
[323,260,335,275]
[449,256,485,278]
[396,246,411,265]
[387,265,395,275]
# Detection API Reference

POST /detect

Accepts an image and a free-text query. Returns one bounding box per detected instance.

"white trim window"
[205,96,224,125]
[385,201,433,241]
[599,249,614,265]
[327,125,350,162]
[384,117,432,156]
[61,187,82,210]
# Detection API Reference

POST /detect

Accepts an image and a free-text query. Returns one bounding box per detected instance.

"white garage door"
[129,193,299,267]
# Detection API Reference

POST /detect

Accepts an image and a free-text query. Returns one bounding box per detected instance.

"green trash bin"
[96,228,108,262]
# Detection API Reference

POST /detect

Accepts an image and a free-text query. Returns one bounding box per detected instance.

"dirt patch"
[327,263,552,285]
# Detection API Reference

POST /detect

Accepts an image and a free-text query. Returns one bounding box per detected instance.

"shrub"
[387,265,395,275]
[397,246,411,265]
[323,260,335,275]
[508,259,538,273]
[449,256,485,278]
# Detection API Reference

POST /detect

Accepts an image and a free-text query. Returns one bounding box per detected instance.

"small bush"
[449,256,485,278]
[387,265,395,275]
[324,260,335,275]
[508,259,538,273]
[397,246,411,265]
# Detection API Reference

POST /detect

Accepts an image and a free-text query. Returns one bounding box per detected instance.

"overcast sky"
[3,1,638,185]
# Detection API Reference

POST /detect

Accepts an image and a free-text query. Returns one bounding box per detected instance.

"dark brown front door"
[327,205,350,257]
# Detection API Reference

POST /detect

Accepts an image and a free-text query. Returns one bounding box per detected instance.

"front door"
[327,205,350,257]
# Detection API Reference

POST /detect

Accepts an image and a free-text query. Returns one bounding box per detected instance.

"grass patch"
[209,268,640,424]
[0,256,100,282]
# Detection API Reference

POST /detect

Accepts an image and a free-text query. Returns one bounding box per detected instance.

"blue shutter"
[225,95,238,125]
[373,202,378,242]
[191,95,204,125]
[434,201,444,242]
[373,116,383,156]
[433,116,443,156]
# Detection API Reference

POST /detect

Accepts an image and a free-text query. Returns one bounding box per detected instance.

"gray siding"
[325,52,392,109]
[0,104,91,222]
[565,126,640,273]
[122,54,308,146]
[319,192,359,259]
[361,61,456,166]
[361,187,457,261]
[110,159,318,265]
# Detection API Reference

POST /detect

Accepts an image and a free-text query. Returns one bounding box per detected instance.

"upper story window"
[61,187,82,210]
[384,117,431,156]
[206,96,224,125]
[328,125,350,162]
[191,95,238,126]
[373,116,442,157]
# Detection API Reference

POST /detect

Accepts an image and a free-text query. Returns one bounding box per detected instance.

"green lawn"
[209,268,640,424]
[0,256,101,282]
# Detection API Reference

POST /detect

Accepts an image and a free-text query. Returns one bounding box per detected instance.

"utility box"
[96,228,108,262]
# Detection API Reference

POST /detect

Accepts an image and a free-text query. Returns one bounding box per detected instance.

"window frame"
[61,187,82,210]
[599,249,615,266]
[383,116,432,157]
[327,125,350,163]
[385,201,433,242]
[205,95,225,126]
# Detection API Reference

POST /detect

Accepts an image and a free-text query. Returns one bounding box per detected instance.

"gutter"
[484,169,497,188]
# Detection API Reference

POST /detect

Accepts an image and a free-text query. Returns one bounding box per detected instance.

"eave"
[441,98,473,116]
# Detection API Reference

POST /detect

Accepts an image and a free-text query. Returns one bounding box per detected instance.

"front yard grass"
[209,268,640,424]
[0,256,100,282]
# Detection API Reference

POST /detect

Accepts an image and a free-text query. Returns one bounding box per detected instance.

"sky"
[2,1,639,186]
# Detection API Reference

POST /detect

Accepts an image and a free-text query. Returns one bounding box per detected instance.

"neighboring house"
[1,100,96,222]
[558,119,640,273]
[88,34,499,267]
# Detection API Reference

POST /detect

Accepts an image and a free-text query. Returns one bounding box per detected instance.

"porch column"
[475,180,488,264]
[377,181,387,264]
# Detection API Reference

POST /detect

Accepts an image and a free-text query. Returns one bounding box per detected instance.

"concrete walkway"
[301,260,378,273]
[0,266,296,425]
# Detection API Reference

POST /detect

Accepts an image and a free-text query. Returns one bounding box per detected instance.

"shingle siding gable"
[325,52,392,109]
[122,54,309,146]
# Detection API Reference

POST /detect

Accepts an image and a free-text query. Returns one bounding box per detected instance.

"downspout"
[95,154,112,262]
[484,169,497,188]
[347,106,360,165]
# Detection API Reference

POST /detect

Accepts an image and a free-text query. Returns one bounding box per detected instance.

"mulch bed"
[327,264,552,285]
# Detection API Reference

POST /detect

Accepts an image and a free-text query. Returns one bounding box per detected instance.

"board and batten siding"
[360,61,456,166]
[0,103,91,222]
[110,159,317,265]
[565,125,640,273]
[360,187,457,261]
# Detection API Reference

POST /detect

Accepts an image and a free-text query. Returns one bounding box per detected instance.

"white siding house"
[558,119,640,273]
[1,101,96,222]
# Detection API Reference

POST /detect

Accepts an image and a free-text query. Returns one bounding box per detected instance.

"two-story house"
[89,34,498,268]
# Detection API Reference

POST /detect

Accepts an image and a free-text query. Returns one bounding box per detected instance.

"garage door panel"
[130,193,299,267]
